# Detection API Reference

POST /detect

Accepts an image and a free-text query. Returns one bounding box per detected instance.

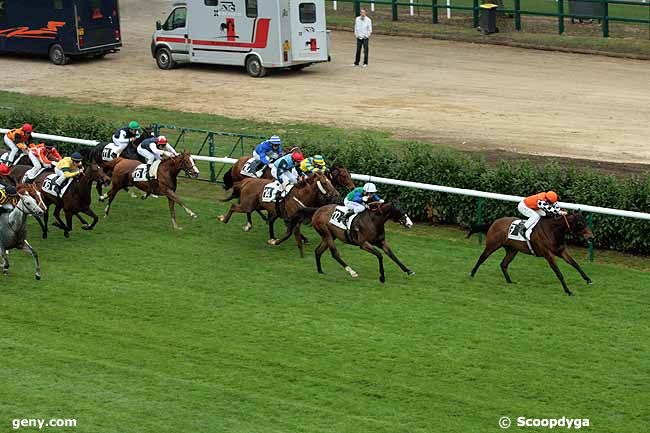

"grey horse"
[0,189,46,280]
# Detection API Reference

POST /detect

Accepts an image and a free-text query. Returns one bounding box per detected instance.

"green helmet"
[128,121,140,130]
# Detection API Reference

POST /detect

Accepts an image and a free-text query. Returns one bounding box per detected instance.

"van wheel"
[156,47,175,70]
[49,44,68,66]
[246,56,267,78]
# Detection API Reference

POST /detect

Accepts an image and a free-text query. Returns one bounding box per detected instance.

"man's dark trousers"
[354,38,369,65]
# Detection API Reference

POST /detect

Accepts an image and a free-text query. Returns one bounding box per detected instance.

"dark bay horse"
[218,172,340,242]
[290,202,415,282]
[36,163,111,238]
[104,152,200,229]
[468,213,593,296]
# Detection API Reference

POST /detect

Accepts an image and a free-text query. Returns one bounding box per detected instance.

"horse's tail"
[223,168,234,191]
[466,222,493,238]
[220,180,245,202]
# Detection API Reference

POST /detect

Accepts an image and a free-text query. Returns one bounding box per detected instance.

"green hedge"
[2,108,649,255]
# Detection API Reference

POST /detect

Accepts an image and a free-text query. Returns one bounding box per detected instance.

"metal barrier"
[328,0,650,38]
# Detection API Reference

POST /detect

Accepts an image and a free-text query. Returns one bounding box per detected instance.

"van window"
[53,0,64,10]
[204,0,218,5]
[246,0,258,18]
[89,0,104,19]
[299,3,316,24]
[164,7,187,30]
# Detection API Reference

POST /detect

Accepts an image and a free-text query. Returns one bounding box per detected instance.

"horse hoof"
[81,225,92,231]
[303,238,310,245]
[64,232,70,238]
[379,276,386,283]
[35,275,41,281]
[566,291,574,296]
[586,279,593,285]
[191,213,198,219]
[407,270,416,276]
[267,239,277,246]
[243,224,252,232]
[42,233,48,240]
[218,215,226,222]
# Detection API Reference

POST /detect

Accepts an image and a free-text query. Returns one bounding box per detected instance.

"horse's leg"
[559,249,592,284]
[167,196,181,230]
[218,203,244,225]
[329,239,357,278]
[52,204,67,231]
[243,212,253,232]
[268,215,277,241]
[75,213,90,227]
[315,238,329,274]
[63,209,74,238]
[380,240,414,276]
[0,246,8,275]
[165,190,197,219]
[104,184,120,217]
[255,209,268,222]
[544,253,572,296]
[21,241,41,280]
[361,241,385,283]
[79,208,99,230]
[42,204,50,239]
[96,181,105,202]
[33,214,47,239]
[500,247,518,284]
[470,240,501,277]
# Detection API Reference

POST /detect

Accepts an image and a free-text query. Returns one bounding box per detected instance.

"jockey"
[344,183,383,219]
[253,135,283,169]
[3,123,33,165]
[137,135,177,164]
[299,154,327,177]
[0,185,18,214]
[24,143,62,183]
[518,190,566,240]
[112,120,141,157]
[53,152,84,194]
[272,151,304,193]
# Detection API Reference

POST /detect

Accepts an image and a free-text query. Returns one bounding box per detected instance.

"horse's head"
[374,202,413,229]
[329,164,356,190]
[309,172,339,204]
[177,151,200,178]
[567,212,593,240]
[17,184,46,213]
[17,191,45,217]
[88,163,111,187]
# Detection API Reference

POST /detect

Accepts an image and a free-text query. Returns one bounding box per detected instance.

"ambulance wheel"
[246,56,267,78]
[156,47,175,70]
[49,44,68,66]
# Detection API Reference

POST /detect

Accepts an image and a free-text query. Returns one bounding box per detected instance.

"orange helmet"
[546,191,559,203]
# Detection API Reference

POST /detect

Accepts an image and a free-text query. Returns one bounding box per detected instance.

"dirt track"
[0,0,648,164]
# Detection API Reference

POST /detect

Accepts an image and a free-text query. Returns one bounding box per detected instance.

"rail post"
[208,133,216,183]
[587,213,595,262]
[602,0,609,37]
[472,0,480,28]
[476,198,484,244]
[514,0,521,30]
[354,0,361,17]
[557,0,565,34]
[392,0,399,21]
[432,0,439,23]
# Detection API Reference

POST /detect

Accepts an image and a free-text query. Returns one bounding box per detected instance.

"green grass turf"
[1,180,648,433]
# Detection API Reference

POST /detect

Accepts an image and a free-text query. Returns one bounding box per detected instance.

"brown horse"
[104,152,200,229]
[35,163,111,239]
[218,172,340,242]
[468,213,594,296]
[290,202,415,282]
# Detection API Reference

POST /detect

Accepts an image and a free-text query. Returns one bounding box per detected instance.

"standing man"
[354,8,372,68]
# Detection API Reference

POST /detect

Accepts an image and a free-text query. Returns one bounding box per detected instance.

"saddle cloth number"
[241,158,258,177]
[262,182,280,203]
[507,220,527,241]
[41,174,71,196]
[132,165,148,182]
[330,206,357,230]
[102,145,117,161]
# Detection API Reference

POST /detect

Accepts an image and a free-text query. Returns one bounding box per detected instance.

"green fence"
[329,0,650,37]
[151,124,265,183]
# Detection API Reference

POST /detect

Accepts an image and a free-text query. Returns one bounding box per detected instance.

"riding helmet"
[71,152,83,162]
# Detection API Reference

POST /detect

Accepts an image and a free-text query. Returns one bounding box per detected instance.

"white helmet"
[363,183,377,194]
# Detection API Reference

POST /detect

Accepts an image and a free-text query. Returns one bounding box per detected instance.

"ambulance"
[151,0,330,77]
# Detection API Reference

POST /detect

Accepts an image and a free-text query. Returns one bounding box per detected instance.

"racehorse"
[34,163,111,239]
[103,152,200,230]
[467,213,593,296]
[0,186,46,280]
[289,202,415,282]
[218,172,340,244]
[83,127,154,199]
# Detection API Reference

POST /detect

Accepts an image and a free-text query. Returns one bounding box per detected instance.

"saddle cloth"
[41,174,72,197]
[132,160,162,182]
[240,157,263,178]
[330,206,360,231]
[507,219,536,255]
[22,167,51,183]
[101,143,121,162]
[261,181,293,203]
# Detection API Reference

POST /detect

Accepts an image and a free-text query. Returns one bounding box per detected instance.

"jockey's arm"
[62,167,80,178]
[164,144,178,156]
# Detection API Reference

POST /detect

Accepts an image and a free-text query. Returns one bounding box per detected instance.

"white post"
[333,1,337,11]
[371,1,376,12]
[447,0,451,19]
[410,0,415,15]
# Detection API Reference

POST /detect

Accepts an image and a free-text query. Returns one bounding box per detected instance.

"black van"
[0,0,121,65]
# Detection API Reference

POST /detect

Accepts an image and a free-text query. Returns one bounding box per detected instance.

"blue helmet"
[269,135,282,147]
[71,152,83,162]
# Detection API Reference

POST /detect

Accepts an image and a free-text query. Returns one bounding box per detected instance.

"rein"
[563,214,570,230]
